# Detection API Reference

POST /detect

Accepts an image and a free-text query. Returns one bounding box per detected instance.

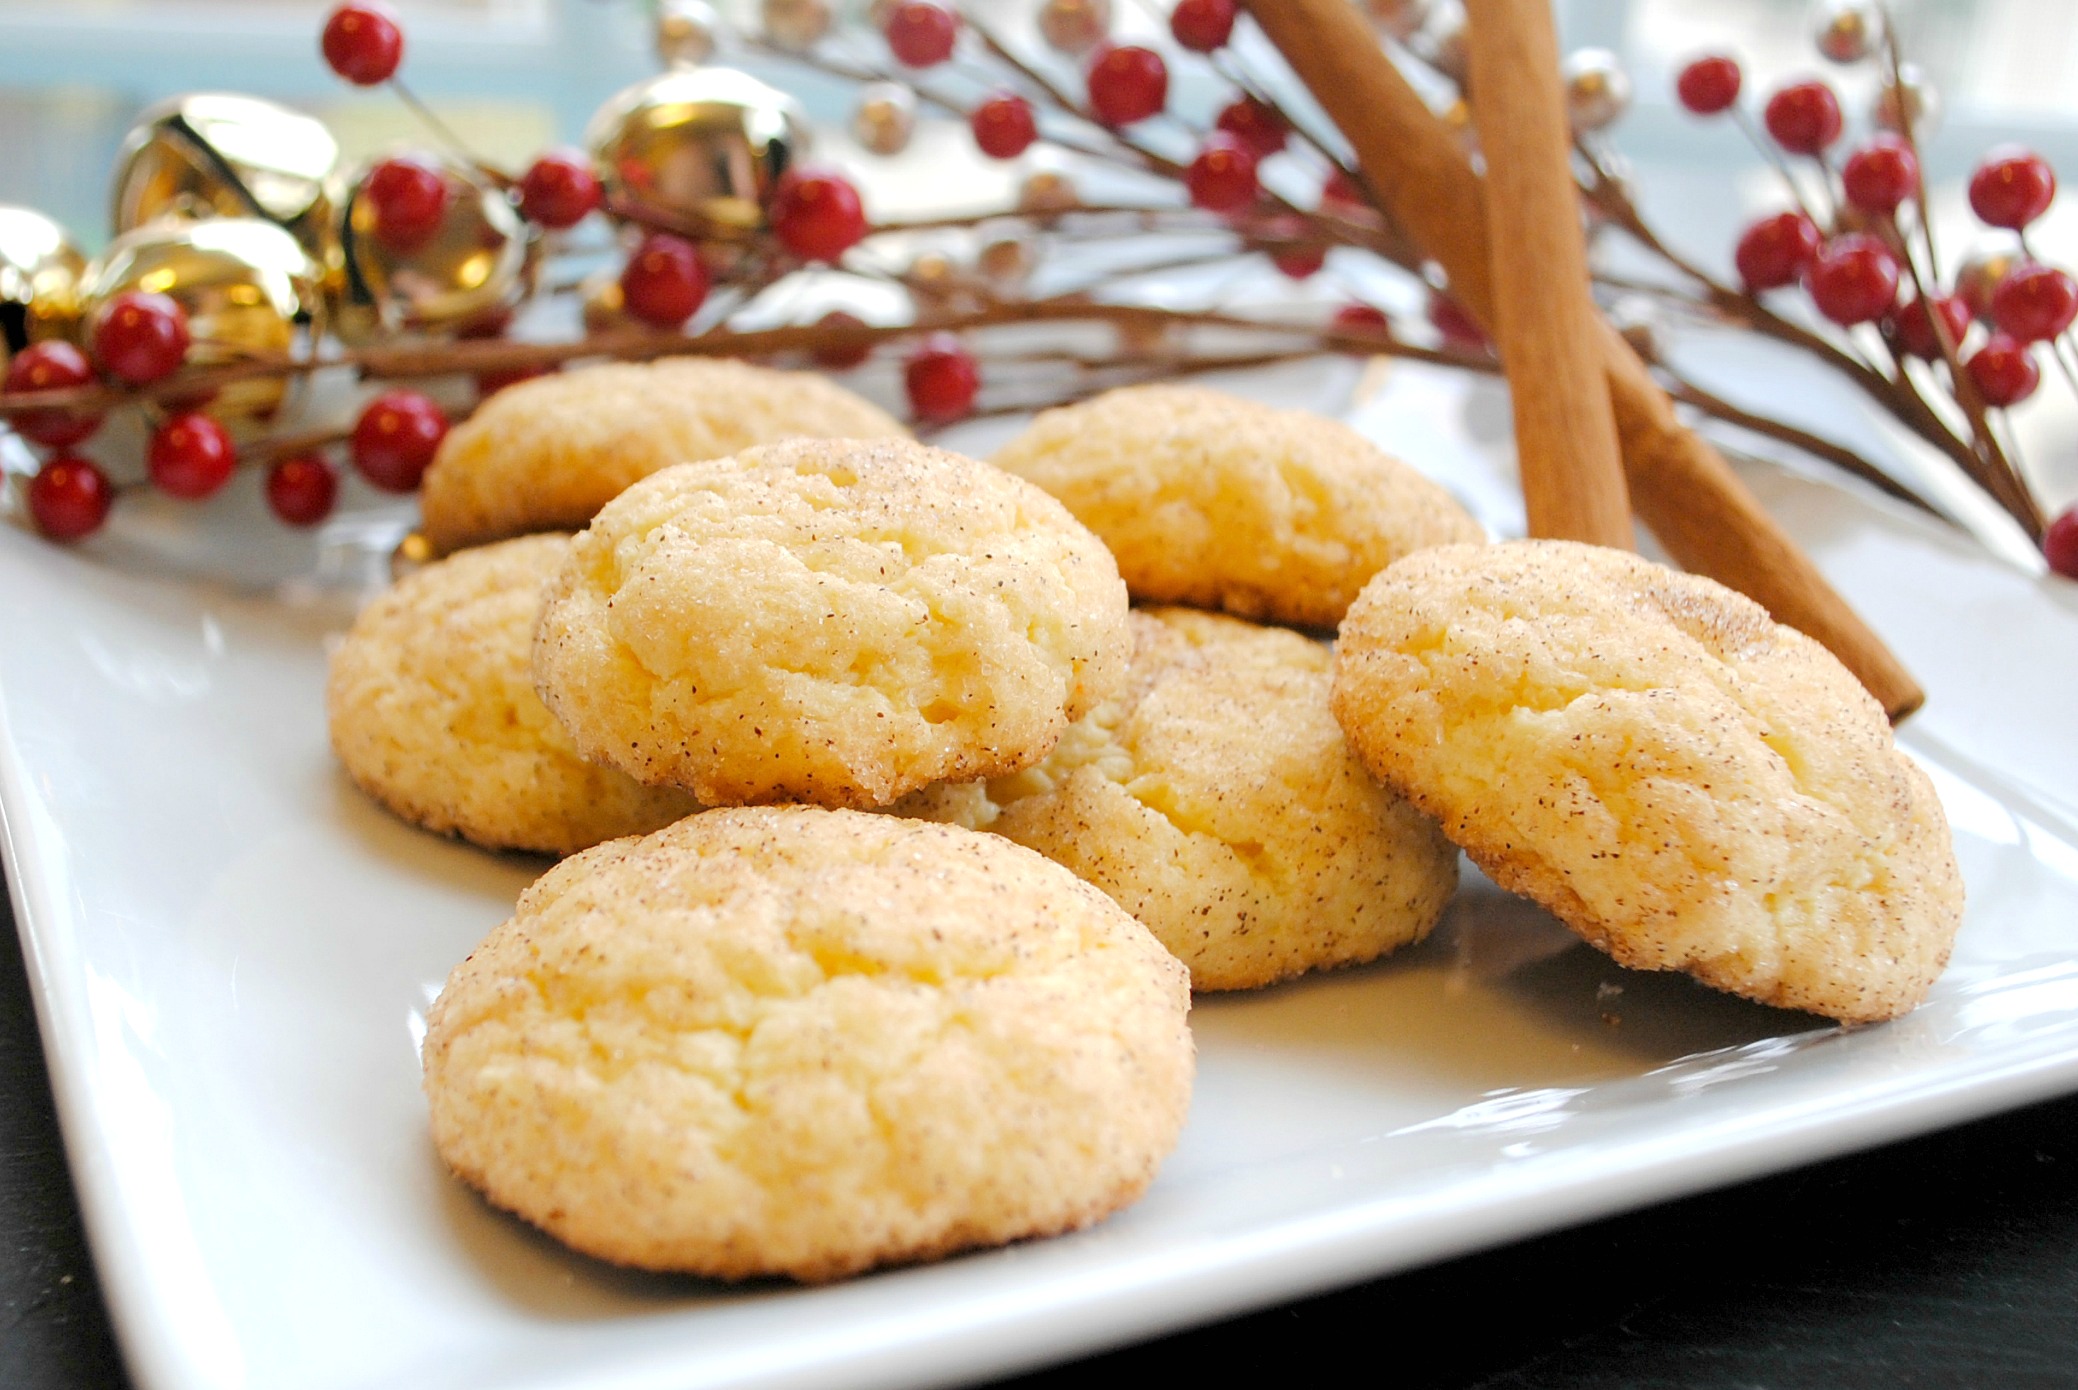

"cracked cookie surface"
[418,357,909,555]
[533,436,1131,809]
[898,608,1456,990]
[421,805,1194,1281]
[990,384,1484,628]
[1331,540,1963,1023]
[325,534,700,855]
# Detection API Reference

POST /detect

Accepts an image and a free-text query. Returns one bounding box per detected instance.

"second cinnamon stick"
[1240,0,1922,720]
[1463,0,1632,549]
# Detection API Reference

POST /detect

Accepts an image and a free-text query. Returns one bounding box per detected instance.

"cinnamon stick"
[1463,0,1632,548]
[1241,0,1924,720]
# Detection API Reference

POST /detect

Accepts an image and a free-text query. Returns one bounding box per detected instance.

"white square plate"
[4,366,2077,1390]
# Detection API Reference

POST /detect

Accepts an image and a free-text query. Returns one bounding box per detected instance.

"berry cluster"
[1679,48,2077,575]
[0,232,458,539]
[5,307,449,541]
[10,0,2065,583]
[946,3,1450,360]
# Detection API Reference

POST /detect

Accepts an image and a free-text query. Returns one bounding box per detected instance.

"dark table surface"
[6,874,2077,1390]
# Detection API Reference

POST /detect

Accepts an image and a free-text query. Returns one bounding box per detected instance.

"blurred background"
[0,0,2074,248]
[0,0,2072,519]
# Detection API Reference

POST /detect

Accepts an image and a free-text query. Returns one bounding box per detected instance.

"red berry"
[1763,80,1843,156]
[2044,506,2078,580]
[476,360,555,397]
[885,2,958,67]
[1271,242,1327,279]
[1330,303,1390,341]
[771,171,869,262]
[904,334,979,423]
[811,310,874,371]
[455,308,515,341]
[1087,45,1168,127]
[147,412,236,500]
[1186,136,1258,213]
[1215,96,1287,159]
[1675,54,1741,115]
[1969,147,2056,230]
[1966,334,2039,407]
[89,291,190,385]
[1990,263,2078,343]
[1734,211,1823,291]
[350,389,448,492]
[1319,168,1367,212]
[619,232,710,327]
[518,151,601,230]
[25,454,112,542]
[364,156,449,254]
[1428,293,1489,352]
[1842,135,1919,216]
[264,453,338,527]
[322,2,403,85]
[1887,294,1970,359]
[3,341,102,447]
[1805,234,1900,325]
[1170,0,1237,52]
[971,93,1039,160]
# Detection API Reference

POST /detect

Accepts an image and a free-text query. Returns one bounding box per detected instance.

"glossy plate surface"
[3,364,2077,1390]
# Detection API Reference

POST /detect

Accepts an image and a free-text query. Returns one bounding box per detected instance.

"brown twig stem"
[1464,0,1632,548]
[1243,0,1922,719]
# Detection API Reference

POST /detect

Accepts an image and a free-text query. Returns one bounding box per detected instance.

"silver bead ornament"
[1608,295,1660,359]
[850,82,917,157]
[1364,0,1431,44]
[761,0,831,53]
[1814,0,1883,65]
[1440,97,1477,157]
[655,0,721,68]
[976,230,1034,292]
[1874,63,1940,137]
[1562,48,1632,133]
[907,249,967,313]
[1420,7,1469,87]
[1957,247,2021,322]
[1018,167,1078,216]
[1037,0,1111,57]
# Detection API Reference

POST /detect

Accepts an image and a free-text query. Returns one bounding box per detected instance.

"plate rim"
[4,456,2078,1390]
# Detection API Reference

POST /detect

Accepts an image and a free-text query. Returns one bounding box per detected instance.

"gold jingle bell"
[80,218,321,422]
[110,94,339,267]
[0,206,87,354]
[587,68,807,240]
[333,152,536,345]
[580,268,635,336]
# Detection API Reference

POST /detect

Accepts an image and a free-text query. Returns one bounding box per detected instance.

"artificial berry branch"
[3,0,2073,576]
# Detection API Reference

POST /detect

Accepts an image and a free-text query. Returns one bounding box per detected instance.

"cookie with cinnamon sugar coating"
[421,805,1193,1281]
[1330,540,1963,1024]
[418,357,908,555]
[990,384,1483,627]
[533,436,1131,809]
[896,607,1457,990]
[326,534,700,855]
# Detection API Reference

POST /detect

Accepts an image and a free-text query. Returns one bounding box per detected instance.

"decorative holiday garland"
[0,0,2070,582]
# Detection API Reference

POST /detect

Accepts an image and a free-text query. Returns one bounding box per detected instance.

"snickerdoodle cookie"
[325,534,699,855]
[418,357,908,554]
[1330,540,1963,1024]
[990,384,1483,628]
[533,437,1131,809]
[421,805,1194,1281]
[898,607,1457,990]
